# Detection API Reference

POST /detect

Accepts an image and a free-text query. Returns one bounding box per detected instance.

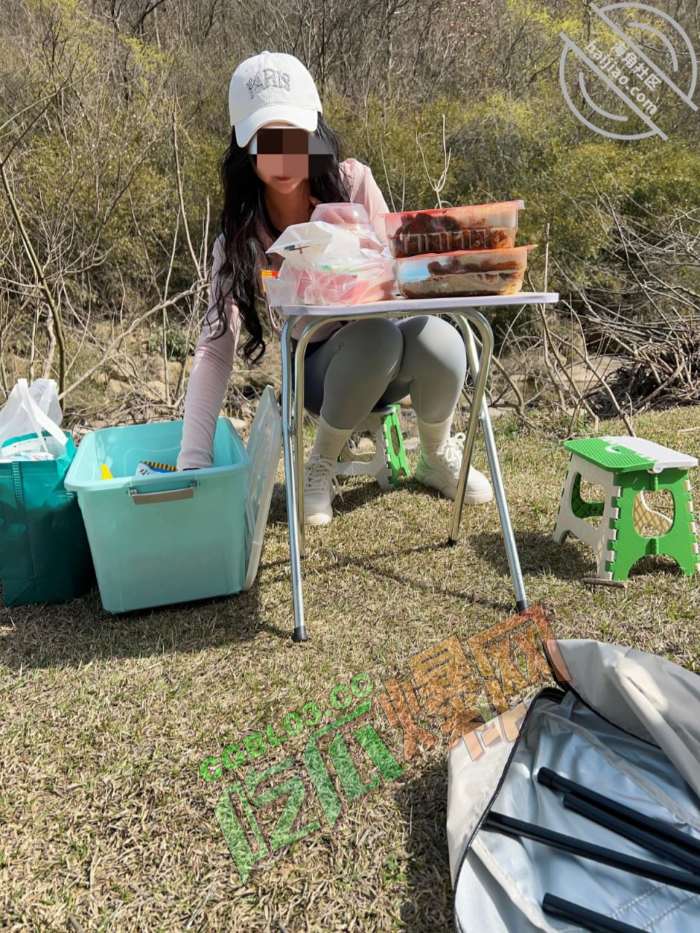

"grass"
[1,404,700,931]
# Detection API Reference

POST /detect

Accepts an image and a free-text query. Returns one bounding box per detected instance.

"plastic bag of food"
[265,219,396,306]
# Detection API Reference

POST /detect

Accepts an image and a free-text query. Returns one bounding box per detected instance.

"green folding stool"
[334,403,410,490]
[553,436,699,582]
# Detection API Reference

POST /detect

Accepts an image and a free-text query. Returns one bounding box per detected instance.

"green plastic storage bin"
[64,393,281,613]
[0,430,96,607]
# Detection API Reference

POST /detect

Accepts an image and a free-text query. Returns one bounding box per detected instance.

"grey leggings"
[302,315,467,429]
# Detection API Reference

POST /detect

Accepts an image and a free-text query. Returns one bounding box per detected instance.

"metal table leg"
[293,327,308,558]
[447,310,494,542]
[453,314,529,612]
[280,322,308,641]
[292,319,341,558]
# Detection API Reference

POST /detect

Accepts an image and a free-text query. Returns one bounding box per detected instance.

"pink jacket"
[176,157,391,470]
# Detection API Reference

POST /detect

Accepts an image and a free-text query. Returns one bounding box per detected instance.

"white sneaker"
[303,454,340,526]
[414,432,493,503]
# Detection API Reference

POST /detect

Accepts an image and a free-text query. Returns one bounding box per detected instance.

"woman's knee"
[433,317,467,373]
[340,317,404,367]
[401,313,460,347]
[399,315,466,376]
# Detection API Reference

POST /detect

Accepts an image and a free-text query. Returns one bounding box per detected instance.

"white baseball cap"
[229,51,322,148]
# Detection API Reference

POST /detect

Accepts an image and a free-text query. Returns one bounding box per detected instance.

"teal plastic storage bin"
[64,393,281,613]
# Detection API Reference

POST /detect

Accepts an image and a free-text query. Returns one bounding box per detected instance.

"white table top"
[274,291,559,317]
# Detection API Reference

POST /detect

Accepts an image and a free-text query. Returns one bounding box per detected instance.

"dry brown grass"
[2,405,700,931]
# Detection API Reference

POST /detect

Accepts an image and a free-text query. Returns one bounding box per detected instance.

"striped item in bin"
[135,460,178,477]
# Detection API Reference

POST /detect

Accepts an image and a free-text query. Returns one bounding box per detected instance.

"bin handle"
[128,483,196,505]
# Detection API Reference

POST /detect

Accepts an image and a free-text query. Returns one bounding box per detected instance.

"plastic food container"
[310,202,371,228]
[396,245,535,299]
[310,202,384,249]
[382,200,525,258]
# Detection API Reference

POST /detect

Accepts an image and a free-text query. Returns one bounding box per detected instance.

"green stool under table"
[335,403,410,490]
[553,436,699,582]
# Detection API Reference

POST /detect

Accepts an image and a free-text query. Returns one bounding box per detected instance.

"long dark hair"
[210,113,351,364]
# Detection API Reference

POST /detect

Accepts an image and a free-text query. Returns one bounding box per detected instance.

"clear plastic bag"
[0,378,67,462]
[309,202,385,251]
[265,217,396,306]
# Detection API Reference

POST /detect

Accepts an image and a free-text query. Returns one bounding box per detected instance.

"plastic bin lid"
[380,200,525,220]
[243,385,282,589]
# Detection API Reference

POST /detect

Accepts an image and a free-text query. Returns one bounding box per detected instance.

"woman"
[176,50,493,524]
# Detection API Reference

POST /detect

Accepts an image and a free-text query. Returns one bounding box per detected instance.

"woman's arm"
[342,157,391,244]
[176,236,241,470]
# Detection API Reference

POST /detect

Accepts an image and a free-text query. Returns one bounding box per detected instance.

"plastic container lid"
[310,202,371,226]
[243,385,282,589]
[382,200,524,221]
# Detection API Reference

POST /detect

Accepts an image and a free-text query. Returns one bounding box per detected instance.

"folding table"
[274,292,560,641]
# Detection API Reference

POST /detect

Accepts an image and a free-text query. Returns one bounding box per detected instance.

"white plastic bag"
[264,219,396,306]
[0,378,67,462]
[266,221,360,267]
